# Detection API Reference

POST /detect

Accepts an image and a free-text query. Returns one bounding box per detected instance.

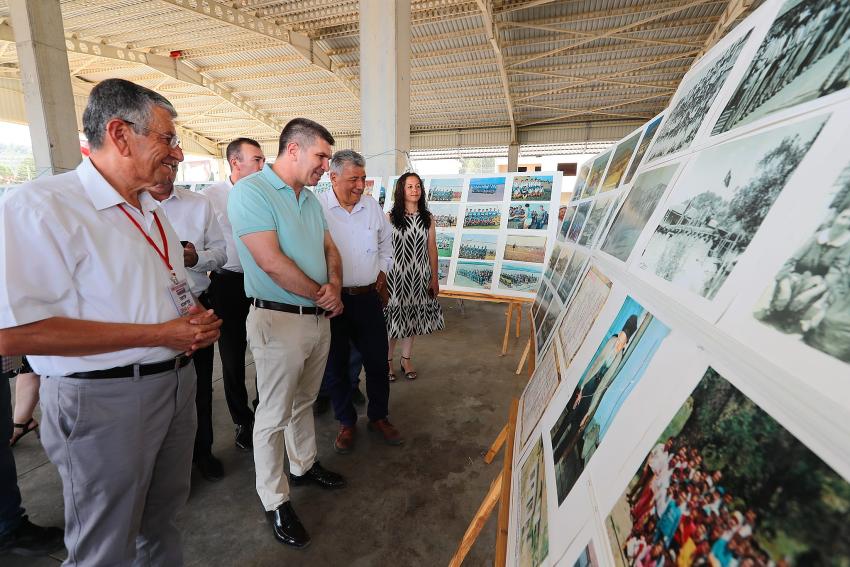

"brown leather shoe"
[334,424,355,454]
[367,419,404,446]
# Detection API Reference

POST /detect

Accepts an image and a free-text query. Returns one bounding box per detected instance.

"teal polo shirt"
[228,164,328,306]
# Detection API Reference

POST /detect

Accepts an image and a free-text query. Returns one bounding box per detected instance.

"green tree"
[459,157,495,175]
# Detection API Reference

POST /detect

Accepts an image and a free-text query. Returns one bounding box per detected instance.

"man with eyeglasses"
[0,78,221,565]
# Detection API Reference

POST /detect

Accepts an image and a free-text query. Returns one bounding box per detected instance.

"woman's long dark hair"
[390,172,431,230]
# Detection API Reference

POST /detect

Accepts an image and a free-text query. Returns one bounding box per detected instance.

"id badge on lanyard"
[119,204,198,316]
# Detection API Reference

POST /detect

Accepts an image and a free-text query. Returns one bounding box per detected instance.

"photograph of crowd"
[454,260,494,290]
[556,248,589,304]
[602,164,680,262]
[508,203,550,230]
[572,163,591,202]
[560,205,577,240]
[428,177,463,202]
[463,205,502,229]
[469,176,506,202]
[568,202,591,242]
[458,233,498,261]
[754,161,850,364]
[429,203,459,228]
[601,132,642,193]
[606,367,850,567]
[551,297,670,505]
[505,235,548,264]
[436,232,455,258]
[517,439,549,567]
[500,262,543,293]
[437,258,450,285]
[713,0,850,136]
[511,175,554,202]
[578,192,619,248]
[624,115,663,186]
[646,31,751,163]
[584,150,612,199]
[639,114,827,300]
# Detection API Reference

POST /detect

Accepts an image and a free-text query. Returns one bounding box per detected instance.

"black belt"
[67,355,193,379]
[212,269,244,278]
[253,299,325,315]
[342,283,376,295]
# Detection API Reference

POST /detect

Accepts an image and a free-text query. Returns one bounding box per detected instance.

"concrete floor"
[5,299,529,567]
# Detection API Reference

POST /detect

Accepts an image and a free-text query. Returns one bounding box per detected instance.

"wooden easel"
[515,310,536,378]
[439,290,532,356]
[449,398,519,567]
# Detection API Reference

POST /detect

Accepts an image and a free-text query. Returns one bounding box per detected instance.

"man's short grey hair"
[82,78,177,150]
[330,149,366,174]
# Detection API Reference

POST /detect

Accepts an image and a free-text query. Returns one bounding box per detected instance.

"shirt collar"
[78,157,163,214]
[327,187,364,213]
[259,164,291,192]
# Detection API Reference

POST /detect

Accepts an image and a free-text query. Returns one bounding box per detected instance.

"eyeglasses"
[123,120,181,149]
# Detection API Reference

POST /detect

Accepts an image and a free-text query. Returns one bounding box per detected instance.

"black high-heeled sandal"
[400,356,418,381]
[10,417,39,447]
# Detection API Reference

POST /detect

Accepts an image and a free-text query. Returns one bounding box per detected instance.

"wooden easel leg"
[515,339,530,376]
[448,470,503,567]
[484,424,507,464]
[495,399,520,567]
[515,303,521,338]
[500,302,514,356]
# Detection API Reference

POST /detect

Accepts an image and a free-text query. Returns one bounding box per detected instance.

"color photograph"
[545,241,566,282]
[469,176,506,202]
[437,258,450,285]
[505,235,548,264]
[639,114,827,300]
[436,232,455,258]
[624,115,663,186]
[559,205,577,241]
[583,150,612,199]
[571,544,598,567]
[556,248,589,304]
[533,282,555,328]
[508,203,550,230]
[572,162,591,202]
[551,296,670,505]
[647,31,751,163]
[517,439,549,567]
[577,191,619,248]
[463,205,502,229]
[713,0,850,135]
[558,267,613,371]
[458,233,498,261]
[454,260,494,289]
[567,202,591,243]
[511,175,554,202]
[550,245,575,290]
[428,177,463,202]
[499,262,543,293]
[429,203,459,229]
[605,367,850,566]
[753,160,850,365]
[602,163,680,262]
[601,132,641,192]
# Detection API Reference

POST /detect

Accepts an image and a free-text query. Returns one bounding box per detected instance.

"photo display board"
[511,1,850,565]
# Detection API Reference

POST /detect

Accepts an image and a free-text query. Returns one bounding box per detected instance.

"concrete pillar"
[359,0,410,180]
[508,141,520,172]
[9,0,80,176]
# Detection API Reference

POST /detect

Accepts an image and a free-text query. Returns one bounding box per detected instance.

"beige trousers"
[246,305,331,511]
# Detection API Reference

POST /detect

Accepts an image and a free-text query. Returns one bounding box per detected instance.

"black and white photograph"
[572,162,591,202]
[533,281,555,329]
[713,0,850,136]
[545,241,566,282]
[577,191,619,248]
[646,31,752,163]
[638,114,828,300]
[602,164,680,262]
[557,248,589,304]
[753,160,850,365]
[623,115,663,186]
[550,245,575,290]
[583,150,612,199]
[567,202,591,243]
[601,132,641,192]
[516,438,549,567]
[536,302,562,356]
[559,205,577,241]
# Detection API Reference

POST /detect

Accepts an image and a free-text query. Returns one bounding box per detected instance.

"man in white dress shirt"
[318,150,402,453]
[0,78,221,566]
[202,138,265,451]
[148,170,227,481]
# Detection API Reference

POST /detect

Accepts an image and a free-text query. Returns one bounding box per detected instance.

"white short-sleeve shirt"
[201,178,243,273]
[0,158,189,375]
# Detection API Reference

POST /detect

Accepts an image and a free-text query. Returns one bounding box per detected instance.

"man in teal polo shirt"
[228,118,345,549]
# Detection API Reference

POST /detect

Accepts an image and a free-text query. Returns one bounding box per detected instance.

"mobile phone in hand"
[180,240,189,247]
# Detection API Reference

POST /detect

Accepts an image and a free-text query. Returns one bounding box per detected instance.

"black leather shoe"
[289,461,346,490]
[195,453,224,482]
[351,386,366,406]
[235,424,253,452]
[265,502,310,549]
[0,516,64,557]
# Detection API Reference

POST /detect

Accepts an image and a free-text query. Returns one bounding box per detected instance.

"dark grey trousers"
[40,362,197,567]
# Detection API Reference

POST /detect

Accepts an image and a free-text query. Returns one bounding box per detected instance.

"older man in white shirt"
[318,150,402,453]
[0,79,221,566]
[149,172,227,481]
[201,138,265,452]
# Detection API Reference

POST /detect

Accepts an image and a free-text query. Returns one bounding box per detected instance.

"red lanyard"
[118,204,176,279]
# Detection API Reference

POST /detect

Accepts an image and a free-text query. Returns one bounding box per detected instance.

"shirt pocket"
[361,228,379,255]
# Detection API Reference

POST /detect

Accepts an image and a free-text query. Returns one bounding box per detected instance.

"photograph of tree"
[458,233,498,261]
[430,203,459,228]
[512,175,554,202]
[602,164,680,262]
[754,161,850,365]
[583,151,612,199]
[454,260,494,290]
[468,175,506,202]
[567,202,592,243]
[437,258,450,285]
[713,0,850,136]
[647,31,752,163]
[505,235,548,263]
[639,114,828,300]
[601,132,642,192]
[428,177,463,202]
[436,232,455,258]
[557,248,589,304]
[572,162,591,202]
[551,296,670,506]
[517,438,549,567]
[624,115,663,186]
[560,205,577,241]
[605,367,850,566]
[500,262,543,293]
[578,192,619,248]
